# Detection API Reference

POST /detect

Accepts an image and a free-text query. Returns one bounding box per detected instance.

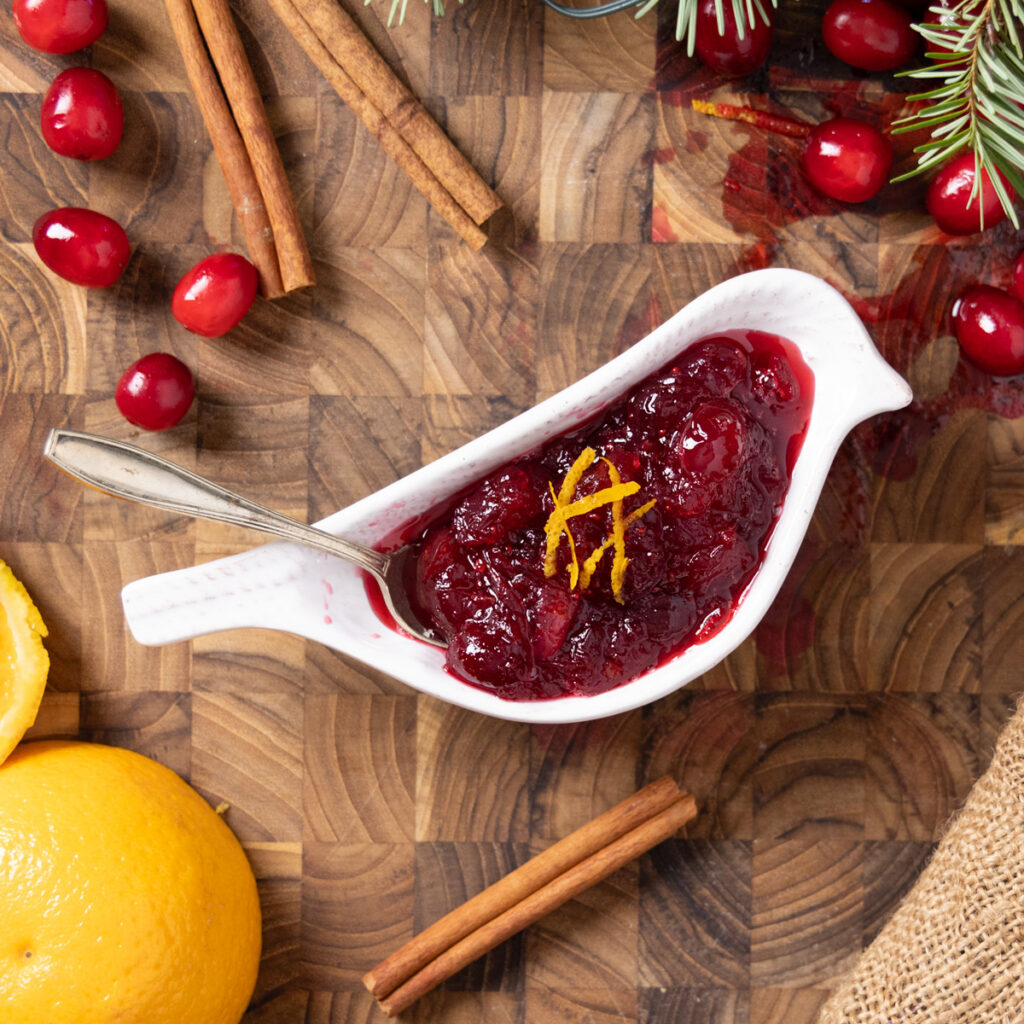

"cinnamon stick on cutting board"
[163,0,286,298]
[364,777,698,1016]
[290,0,501,225]
[163,0,314,296]
[190,0,315,294]
[265,0,501,250]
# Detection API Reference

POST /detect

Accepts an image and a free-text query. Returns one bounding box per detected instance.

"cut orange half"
[0,560,49,767]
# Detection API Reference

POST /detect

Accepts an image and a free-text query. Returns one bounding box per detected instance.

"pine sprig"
[364,0,456,25]
[895,0,1024,225]
[366,0,776,54]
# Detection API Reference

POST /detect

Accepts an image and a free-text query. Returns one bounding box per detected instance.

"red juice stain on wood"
[616,291,664,350]
[651,205,680,242]
[642,146,677,167]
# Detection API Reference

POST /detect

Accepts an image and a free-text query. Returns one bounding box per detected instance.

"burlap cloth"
[818,698,1024,1023]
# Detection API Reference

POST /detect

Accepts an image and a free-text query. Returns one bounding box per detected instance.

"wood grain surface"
[2,1,1022,1022]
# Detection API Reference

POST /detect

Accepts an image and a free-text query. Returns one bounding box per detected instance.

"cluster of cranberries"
[17,0,259,431]
[693,0,1017,234]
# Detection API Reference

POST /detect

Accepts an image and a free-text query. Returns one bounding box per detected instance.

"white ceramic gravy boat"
[122,268,912,723]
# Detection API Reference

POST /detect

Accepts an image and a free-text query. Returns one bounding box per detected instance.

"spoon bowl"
[113,269,912,724]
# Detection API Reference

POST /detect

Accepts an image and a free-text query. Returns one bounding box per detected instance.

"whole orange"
[0,740,261,1023]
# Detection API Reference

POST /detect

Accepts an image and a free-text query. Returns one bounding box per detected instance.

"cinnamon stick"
[190,0,315,293]
[377,793,698,1017]
[163,0,285,298]
[263,0,487,250]
[290,0,502,226]
[363,776,689,1000]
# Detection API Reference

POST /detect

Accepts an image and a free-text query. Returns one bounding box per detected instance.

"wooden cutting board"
[2,1,1022,1022]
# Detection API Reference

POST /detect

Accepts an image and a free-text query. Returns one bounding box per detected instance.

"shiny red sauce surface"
[409,330,814,701]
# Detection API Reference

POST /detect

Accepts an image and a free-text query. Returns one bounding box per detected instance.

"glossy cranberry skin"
[40,68,123,161]
[953,286,1024,376]
[12,0,107,53]
[171,253,259,337]
[115,353,196,431]
[33,207,130,287]
[801,117,893,202]
[694,0,773,76]
[921,0,977,59]
[926,152,1014,235]
[822,0,917,71]
[1011,252,1024,303]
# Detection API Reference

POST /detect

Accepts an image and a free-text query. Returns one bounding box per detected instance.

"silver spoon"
[43,428,444,648]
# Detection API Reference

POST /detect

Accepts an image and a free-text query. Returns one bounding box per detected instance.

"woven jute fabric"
[818,698,1024,1024]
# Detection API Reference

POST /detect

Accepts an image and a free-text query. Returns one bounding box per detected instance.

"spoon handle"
[44,429,389,577]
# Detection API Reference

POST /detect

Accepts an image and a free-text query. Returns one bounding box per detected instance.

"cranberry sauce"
[409,331,814,701]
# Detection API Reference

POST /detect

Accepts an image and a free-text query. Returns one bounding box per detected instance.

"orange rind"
[0,560,49,767]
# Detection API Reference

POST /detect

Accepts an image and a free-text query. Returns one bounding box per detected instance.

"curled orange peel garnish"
[544,448,656,601]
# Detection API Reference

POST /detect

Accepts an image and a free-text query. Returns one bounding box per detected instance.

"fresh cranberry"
[801,117,893,203]
[925,152,1014,235]
[40,68,123,161]
[33,206,130,288]
[171,253,259,337]
[953,286,1024,376]
[115,353,196,431]
[12,0,107,53]
[694,0,773,76]
[822,0,918,71]
[921,0,976,60]
[1012,252,1024,303]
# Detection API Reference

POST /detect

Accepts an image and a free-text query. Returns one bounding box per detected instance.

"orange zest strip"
[544,482,639,588]
[690,98,812,139]
[578,499,657,592]
[545,448,598,588]
[552,482,640,523]
[546,481,582,589]
[545,446,658,600]
[602,459,629,604]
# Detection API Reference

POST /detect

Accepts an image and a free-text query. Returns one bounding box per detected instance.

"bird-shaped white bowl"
[122,268,912,723]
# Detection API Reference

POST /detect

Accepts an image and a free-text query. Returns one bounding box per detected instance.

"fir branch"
[364,0,457,27]
[895,0,1024,226]
[366,0,776,55]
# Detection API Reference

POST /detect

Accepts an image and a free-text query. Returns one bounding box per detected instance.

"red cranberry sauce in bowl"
[408,331,813,701]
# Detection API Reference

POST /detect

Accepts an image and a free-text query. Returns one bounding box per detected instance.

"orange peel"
[544,450,657,600]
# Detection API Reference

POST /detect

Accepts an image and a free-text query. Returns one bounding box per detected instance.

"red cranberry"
[33,206,130,288]
[12,0,107,53]
[801,116,893,202]
[1011,252,1024,303]
[953,285,1024,376]
[677,399,748,480]
[822,0,918,71]
[40,68,123,161]
[115,353,196,431]
[921,0,977,60]
[926,152,1014,235]
[446,604,534,692]
[694,0,773,76]
[171,253,259,337]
